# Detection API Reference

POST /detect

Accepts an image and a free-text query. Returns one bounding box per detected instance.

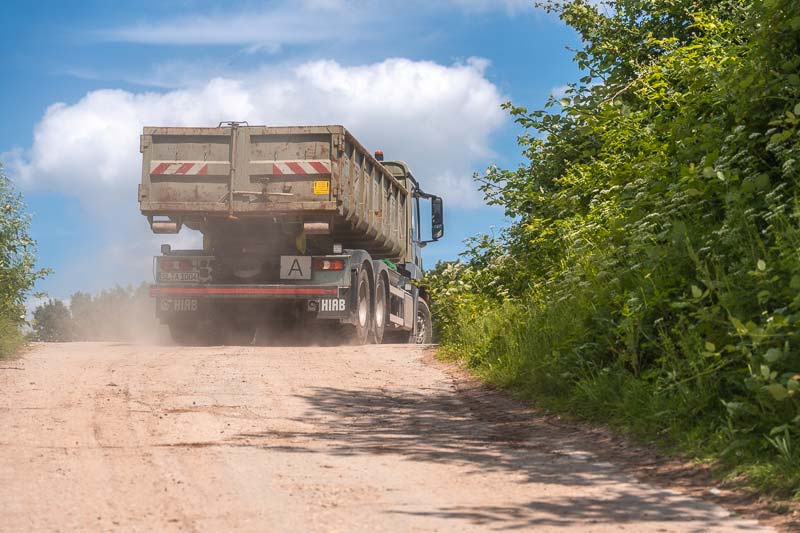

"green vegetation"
[31,284,158,342]
[427,0,800,497]
[0,163,47,357]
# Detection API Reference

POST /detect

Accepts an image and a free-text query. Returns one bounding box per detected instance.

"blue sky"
[0,0,583,301]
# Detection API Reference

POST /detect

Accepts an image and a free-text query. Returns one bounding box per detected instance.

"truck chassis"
[150,251,432,345]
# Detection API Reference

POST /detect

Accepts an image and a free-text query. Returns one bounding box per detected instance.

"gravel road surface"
[0,343,775,532]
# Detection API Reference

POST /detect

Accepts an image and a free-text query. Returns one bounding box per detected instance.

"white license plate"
[160,298,198,312]
[159,272,200,282]
[280,256,312,280]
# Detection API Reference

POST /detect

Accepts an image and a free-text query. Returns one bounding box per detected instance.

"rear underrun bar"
[151,285,340,297]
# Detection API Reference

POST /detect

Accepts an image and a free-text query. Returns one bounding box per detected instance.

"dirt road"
[0,343,775,532]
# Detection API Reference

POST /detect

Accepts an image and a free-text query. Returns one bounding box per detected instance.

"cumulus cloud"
[10,57,504,206]
[6,57,505,294]
[10,79,253,200]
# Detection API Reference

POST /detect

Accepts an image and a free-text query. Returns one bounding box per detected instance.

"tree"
[0,162,48,354]
[31,300,74,342]
[68,291,95,340]
[31,283,161,342]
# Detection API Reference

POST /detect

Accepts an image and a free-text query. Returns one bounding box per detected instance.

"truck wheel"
[169,322,195,345]
[225,324,256,346]
[344,268,371,345]
[371,274,388,344]
[412,299,433,344]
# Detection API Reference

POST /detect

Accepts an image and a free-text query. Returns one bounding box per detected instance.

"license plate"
[160,298,198,312]
[159,271,199,282]
[280,256,312,280]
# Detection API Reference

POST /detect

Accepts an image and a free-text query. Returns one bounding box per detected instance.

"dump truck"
[139,123,444,345]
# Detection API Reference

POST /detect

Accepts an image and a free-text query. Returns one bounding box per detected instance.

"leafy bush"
[428,0,800,495]
[30,284,162,342]
[0,163,47,356]
[31,299,74,342]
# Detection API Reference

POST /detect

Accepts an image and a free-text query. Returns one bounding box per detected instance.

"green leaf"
[765,384,788,401]
[770,424,790,435]
[755,173,770,190]
[757,259,766,271]
[691,285,703,298]
[764,348,783,363]
[730,316,748,335]
[704,342,716,352]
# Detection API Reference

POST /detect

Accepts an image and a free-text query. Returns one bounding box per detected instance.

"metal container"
[139,124,411,261]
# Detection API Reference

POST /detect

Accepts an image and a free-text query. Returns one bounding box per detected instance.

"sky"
[0,0,584,302]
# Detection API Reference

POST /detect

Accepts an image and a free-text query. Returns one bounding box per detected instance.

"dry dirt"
[0,342,787,532]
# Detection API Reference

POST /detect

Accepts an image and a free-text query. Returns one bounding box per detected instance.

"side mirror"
[431,196,444,241]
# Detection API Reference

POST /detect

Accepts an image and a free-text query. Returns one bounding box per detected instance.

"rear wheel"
[343,268,371,345]
[413,298,433,344]
[224,323,256,346]
[382,297,433,344]
[168,322,194,345]
[169,321,220,346]
[371,274,388,344]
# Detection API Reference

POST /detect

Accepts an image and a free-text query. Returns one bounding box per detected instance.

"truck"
[139,123,444,345]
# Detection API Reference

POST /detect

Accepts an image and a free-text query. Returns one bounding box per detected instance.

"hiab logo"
[320,299,346,312]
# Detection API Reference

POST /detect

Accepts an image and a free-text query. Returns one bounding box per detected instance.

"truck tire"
[412,298,433,344]
[224,324,256,346]
[169,322,195,345]
[343,268,371,345]
[371,274,388,344]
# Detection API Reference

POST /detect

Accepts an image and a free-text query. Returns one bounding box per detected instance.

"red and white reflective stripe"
[271,160,331,175]
[150,162,209,176]
[151,286,338,296]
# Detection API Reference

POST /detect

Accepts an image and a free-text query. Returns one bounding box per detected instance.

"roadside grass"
[436,299,800,501]
[425,0,800,508]
[0,316,25,360]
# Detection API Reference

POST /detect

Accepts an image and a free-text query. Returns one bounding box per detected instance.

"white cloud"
[10,58,503,206]
[6,57,505,294]
[10,79,253,198]
[95,0,535,48]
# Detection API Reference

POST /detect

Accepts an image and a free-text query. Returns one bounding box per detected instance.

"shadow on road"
[386,491,739,531]
[234,384,761,531]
